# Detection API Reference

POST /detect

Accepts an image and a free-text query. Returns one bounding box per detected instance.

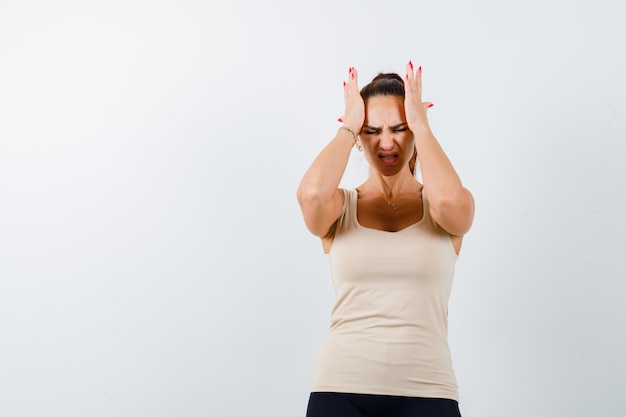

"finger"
[404,61,413,88]
[349,67,359,90]
[344,68,352,93]
[342,67,352,93]
[416,64,422,93]
[405,60,424,97]
[344,69,355,98]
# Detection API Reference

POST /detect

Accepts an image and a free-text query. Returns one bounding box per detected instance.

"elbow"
[297,185,315,208]
[297,180,325,208]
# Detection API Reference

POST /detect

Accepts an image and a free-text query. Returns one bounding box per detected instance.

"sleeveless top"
[310,188,459,400]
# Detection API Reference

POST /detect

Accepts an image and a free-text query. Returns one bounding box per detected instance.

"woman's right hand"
[340,67,365,133]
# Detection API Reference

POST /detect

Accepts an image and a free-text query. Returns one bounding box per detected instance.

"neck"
[367,170,416,200]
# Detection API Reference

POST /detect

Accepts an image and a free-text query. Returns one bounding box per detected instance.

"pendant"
[386,200,398,211]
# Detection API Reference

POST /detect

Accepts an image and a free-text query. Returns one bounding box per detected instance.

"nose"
[379,130,395,150]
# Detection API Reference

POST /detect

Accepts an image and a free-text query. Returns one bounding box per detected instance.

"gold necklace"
[386,199,398,211]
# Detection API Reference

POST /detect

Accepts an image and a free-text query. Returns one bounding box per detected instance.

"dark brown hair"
[360,73,418,176]
[360,73,405,101]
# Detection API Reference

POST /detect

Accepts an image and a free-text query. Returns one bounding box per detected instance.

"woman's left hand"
[403,61,433,131]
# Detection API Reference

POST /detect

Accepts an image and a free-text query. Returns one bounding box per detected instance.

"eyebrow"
[363,123,408,130]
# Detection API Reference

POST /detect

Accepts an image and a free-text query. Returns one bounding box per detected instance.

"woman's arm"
[296,130,354,237]
[403,61,474,236]
[297,67,365,237]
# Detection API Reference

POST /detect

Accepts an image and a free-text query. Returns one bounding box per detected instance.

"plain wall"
[1,0,624,416]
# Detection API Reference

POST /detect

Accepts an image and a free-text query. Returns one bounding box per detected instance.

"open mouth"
[378,153,399,165]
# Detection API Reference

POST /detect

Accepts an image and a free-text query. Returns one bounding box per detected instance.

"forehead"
[364,95,405,124]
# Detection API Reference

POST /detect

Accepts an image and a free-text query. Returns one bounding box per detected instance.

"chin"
[377,166,403,177]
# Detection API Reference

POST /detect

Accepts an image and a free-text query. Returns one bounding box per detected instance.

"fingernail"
[405,73,409,81]
[419,65,422,74]
[428,103,434,108]
[343,81,346,87]
[338,117,343,122]
[409,60,413,70]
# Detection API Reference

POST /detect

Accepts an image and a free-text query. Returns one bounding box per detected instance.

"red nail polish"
[419,65,422,74]
[428,103,434,108]
[343,81,346,87]
[409,61,413,70]
[405,73,409,81]
[338,117,343,122]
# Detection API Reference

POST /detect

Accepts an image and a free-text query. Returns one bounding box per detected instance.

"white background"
[1,1,624,416]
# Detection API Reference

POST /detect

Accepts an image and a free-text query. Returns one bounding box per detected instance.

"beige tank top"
[311,188,459,400]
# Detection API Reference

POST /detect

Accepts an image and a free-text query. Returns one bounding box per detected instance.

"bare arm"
[297,67,365,237]
[296,131,353,237]
[403,62,474,236]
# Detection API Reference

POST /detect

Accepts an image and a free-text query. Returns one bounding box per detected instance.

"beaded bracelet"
[339,126,363,151]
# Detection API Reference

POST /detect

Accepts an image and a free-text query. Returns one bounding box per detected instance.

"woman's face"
[359,95,414,177]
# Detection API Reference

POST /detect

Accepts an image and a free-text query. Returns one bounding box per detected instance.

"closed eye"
[363,129,380,135]
[362,124,408,135]
[390,123,408,132]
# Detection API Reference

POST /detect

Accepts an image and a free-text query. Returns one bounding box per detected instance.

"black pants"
[306,392,462,417]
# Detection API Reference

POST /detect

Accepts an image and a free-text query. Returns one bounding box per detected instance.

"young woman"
[297,62,474,417]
